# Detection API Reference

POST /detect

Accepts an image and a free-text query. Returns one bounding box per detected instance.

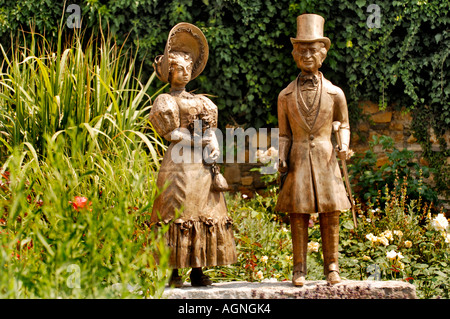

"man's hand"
[336,144,348,161]
[278,159,288,173]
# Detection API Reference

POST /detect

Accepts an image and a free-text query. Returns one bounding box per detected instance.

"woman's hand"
[208,148,220,162]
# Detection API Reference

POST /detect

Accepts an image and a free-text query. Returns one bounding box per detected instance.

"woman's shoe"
[169,272,184,288]
[190,273,212,286]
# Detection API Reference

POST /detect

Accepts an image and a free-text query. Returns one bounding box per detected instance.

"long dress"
[149,90,237,269]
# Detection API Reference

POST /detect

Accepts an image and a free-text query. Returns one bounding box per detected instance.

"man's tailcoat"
[275,72,351,214]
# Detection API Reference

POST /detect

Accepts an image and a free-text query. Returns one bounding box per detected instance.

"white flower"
[404,240,413,248]
[394,230,403,237]
[266,146,278,159]
[445,233,450,244]
[285,255,292,261]
[397,252,404,259]
[242,194,248,199]
[256,147,279,164]
[431,214,449,232]
[381,230,393,241]
[281,227,289,233]
[307,241,320,253]
[366,233,376,242]
[256,150,269,163]
[260,256,268,263]
[255,271,264,280]
[377,236,389,246]
[386,250,398,260]
[366,218,372,223]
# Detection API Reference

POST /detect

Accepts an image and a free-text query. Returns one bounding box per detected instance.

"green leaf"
[356,0,366,8]
[342,220,354,230]
[434,33,442,43]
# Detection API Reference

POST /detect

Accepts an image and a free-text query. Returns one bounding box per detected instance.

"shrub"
[348,135,438,210]
[212,182,449,298]
[0,134,170,298]
[338,182,449,299]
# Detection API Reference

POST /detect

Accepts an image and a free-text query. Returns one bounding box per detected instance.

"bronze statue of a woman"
[149,23,237,288]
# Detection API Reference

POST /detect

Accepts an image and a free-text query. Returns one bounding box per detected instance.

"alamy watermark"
[367,264,381,280]
[170,120,279,175]
[66,264,81,288]
[366,4,381,28]
[66,4,81,29]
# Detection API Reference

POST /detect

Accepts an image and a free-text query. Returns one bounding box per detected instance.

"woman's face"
[169,56,193,88]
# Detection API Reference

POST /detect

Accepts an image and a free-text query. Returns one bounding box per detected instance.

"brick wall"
[222,101,449,210]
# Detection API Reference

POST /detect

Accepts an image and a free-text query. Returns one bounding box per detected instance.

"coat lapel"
[310,74,333,135]
[285,76,310,132]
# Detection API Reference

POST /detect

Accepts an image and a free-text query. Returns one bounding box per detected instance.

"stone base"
[163,280,416,299]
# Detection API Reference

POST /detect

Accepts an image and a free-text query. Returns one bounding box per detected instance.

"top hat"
[290,14,331,51]
[153,23,209,83]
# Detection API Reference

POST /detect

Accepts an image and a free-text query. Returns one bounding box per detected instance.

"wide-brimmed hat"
[153,23,209,83]
[290,14,331,51]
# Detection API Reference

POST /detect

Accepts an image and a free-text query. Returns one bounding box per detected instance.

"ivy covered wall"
[0,0,449,194]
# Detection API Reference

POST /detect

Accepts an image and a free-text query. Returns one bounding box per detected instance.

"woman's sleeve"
[149,94,180,140]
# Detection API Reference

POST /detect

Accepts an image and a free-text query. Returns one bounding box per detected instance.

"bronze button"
[309,134,314,140]
[310,142,316,148]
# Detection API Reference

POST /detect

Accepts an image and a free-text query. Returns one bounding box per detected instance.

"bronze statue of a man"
[275,14,351,286]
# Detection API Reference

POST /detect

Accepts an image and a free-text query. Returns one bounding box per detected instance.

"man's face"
[292,42,326,74]
[169,56,193,88]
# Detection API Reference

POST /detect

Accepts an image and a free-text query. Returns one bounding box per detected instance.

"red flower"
[71,196,91,211]
[404,277,414,283]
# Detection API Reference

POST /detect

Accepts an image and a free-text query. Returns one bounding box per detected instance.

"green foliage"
[348,135,438,208]
[215,183,449,299]
[0,22,170,298]
[0,134,170,298]
[338,182,450,299]
[1,1,448,131]
[207,188,296,282]
[0,26,165,161]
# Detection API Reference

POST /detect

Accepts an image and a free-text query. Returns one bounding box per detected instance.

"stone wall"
[353,101,449,163]
[222,101,450,210]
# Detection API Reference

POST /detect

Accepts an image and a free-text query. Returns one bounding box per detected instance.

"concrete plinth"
[163,280,416,299]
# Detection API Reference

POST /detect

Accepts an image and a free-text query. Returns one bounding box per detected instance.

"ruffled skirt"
[151,143,237,269]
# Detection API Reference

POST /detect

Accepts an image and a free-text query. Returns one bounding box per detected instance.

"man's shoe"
[327,270,341,285]
[292,271,306,287]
